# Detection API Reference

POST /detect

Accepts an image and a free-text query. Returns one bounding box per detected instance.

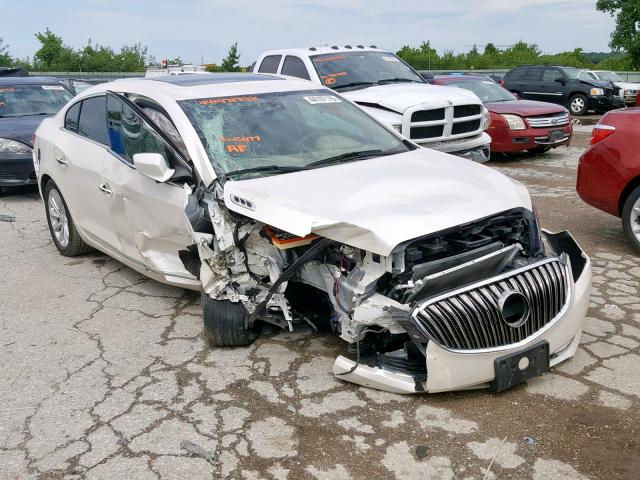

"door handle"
[55,156,69,167]
[98,183,113,196]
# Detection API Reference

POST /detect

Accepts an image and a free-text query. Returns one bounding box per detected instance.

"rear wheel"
[568,94,588,116]
[202,293,260,347]
[622,186,640,253]
[44,180,92,256]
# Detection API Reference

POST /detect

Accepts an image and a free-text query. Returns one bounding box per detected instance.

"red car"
[432,75,572,154]
[577,109,640,251]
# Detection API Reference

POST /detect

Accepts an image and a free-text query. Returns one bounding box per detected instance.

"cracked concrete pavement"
[1,141,638,479]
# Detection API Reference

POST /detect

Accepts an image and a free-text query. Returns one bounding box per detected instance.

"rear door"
[520,67,544,100]
[51,95,119,250]
[99,93,195,279]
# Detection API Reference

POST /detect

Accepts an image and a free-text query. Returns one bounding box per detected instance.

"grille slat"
[413,259,569,351]
[527,112,570,128]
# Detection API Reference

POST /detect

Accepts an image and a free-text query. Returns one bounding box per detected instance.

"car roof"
[0,76,65,85]
[259,46,385,58]
[86,72,328,101]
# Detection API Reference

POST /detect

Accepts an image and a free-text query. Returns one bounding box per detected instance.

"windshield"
[596,71,622,82]
[563,68,594,82]
[446,80,515,103]
[179,90,409,179]
[0,84,72,117]
[310,51,424,90]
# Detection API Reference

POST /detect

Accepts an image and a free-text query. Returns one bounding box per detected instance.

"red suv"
[433,75,572,154]
[577,109,640,251]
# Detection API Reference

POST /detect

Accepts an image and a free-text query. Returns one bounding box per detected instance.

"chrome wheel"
[48,189,69,248]
[570,97,585,113]
[630,197,640,243]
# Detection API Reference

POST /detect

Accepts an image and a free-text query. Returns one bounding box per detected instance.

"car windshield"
[179,90,409,179]
[0,84,72,117]
[310,51,424,90]
[563,68,594,82]
[596,71,622,82]
[446,80,515,103]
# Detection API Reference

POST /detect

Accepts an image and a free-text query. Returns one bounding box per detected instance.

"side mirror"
[133,153,175,182]
[421,72,434,82]
[555,77,566,85]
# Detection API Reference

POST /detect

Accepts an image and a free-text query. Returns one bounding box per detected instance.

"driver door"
[99,93,195,280]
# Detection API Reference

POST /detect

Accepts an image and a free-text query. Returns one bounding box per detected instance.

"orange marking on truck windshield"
[226,144,249,153]
[313,55,346,63]
[198,96,259,105]
[221,135,261,142]
[324,77,336,85]
[0,88,16,92]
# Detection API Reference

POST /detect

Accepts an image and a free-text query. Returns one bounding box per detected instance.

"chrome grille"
[407,103,484,143]
[412,259,570,351]
[527,112,570,128]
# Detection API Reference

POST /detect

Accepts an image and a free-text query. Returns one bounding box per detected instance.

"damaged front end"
[185,181,591,394]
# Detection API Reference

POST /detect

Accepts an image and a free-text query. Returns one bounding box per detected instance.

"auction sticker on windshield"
[303,95,342,104]
[197,96,259,105]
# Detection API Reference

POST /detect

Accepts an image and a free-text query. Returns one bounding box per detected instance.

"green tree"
[220,42,241,72]
[0,38,13,66]
[597,0,640,68]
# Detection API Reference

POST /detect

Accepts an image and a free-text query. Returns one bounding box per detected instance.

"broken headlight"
[0,138,32,155]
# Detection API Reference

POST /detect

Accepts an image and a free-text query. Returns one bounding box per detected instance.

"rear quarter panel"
[577,111,640,216]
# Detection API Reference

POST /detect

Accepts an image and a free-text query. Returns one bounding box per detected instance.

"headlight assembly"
[501,114,526,131]
[590,88,605,96]
[0,138,32,154]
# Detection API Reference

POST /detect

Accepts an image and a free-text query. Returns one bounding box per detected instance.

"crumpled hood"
[341,83,481,113]
[223,149,532,256]
[0,115,49,146]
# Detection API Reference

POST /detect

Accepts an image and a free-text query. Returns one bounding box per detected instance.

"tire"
[568,94,588,116]
[44,180,92,256]
[527,146,552,155]
[621,186,640,253]
[202,293,260,347]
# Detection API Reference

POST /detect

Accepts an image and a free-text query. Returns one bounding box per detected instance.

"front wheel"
[44,180,92,256]
[568,94,588,116]
[622,186,640,253]
[202,294,260,347]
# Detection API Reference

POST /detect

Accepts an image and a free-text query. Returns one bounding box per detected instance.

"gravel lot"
[1,135,638,480]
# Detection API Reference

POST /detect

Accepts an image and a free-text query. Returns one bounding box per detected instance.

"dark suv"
[502,65,625,116]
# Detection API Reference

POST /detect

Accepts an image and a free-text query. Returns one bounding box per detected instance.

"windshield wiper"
[377,78,422,84]
[305,149,391,168]
[225,165,307,178]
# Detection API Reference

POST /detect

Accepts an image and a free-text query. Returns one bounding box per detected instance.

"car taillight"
[590,124,616,145]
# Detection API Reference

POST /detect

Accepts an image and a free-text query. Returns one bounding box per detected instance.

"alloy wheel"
[571,97,585,113]
[630,197,640,243]
[48,189,70,248]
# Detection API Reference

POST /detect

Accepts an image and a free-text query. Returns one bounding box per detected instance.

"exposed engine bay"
[184,181,587,394]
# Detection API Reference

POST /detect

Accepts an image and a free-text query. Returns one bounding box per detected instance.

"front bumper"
[420,132,492,162]
[491,124,572,153]
[334,230,591,394]
[0,153,37,187]
[587,95,626,112]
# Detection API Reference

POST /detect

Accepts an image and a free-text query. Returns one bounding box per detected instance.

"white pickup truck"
[253,46,492,162]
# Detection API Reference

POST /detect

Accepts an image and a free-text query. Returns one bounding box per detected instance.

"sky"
[1,0,616,66]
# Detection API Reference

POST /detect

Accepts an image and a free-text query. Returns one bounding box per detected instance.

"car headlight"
[0,138,32,154]
[391,124,402,133]
[590,88,605,96]
[483,108,491,131]
[501,114,526,131]
[627,90,638,95]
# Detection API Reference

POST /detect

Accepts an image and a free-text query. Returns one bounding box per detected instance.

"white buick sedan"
[33,74,591,394]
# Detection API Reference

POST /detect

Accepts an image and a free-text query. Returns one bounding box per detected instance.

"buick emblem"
[551,118,560,125]
[498,290,530,328]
